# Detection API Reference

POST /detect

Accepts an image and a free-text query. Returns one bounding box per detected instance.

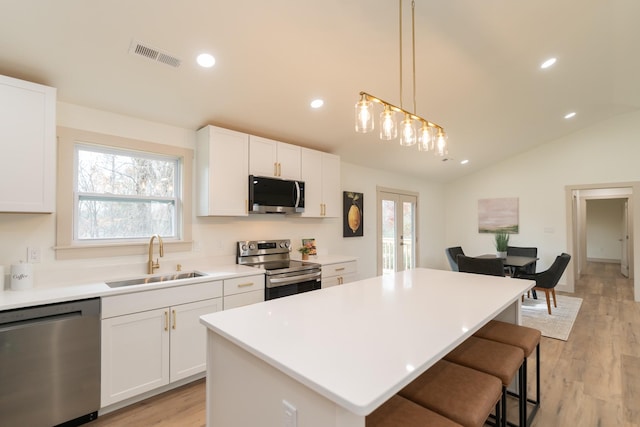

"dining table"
[478,254,538,269]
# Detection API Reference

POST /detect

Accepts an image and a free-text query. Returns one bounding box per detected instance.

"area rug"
[520,294,583,341]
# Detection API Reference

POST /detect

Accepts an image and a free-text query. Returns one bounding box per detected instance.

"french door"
[377,189,418,275]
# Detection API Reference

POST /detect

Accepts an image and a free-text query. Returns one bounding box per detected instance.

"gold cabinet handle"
[335,267,345,272]
[172,309,176,330]
[237,282,254,288]
[164,311,169,331]
[274,162,278,176]
[278,163,282,177]
[338,276,343,285]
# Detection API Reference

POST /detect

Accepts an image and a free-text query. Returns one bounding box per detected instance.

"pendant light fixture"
[355,0,448,156]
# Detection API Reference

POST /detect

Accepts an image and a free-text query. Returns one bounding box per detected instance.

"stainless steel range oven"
[237,239,321,300]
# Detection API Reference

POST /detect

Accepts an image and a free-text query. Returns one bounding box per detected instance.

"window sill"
[54,240,193,260]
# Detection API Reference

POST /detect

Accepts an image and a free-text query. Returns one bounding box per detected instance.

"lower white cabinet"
[321,261,357,288]
[101,281,222,407]
[223,274,265,309]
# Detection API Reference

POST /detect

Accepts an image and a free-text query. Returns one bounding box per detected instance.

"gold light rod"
[359,91,444,131]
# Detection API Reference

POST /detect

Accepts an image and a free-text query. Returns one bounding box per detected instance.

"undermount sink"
[106,271,208,288]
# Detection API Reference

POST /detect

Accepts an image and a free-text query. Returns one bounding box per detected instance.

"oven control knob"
[249,243,256,250]
[241,244,248,251]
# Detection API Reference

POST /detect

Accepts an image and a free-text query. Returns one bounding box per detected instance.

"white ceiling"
[2,0,639,182]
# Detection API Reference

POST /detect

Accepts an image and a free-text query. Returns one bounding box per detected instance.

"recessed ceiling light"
[564,112,577,119]
[310,99,324,109]
[460,159,469,165]
[540,57,557,69]
[196,53,216,68]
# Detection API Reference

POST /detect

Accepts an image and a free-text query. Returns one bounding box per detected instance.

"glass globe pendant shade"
[399,114,417,146]
[417,124,434,151]
[434,129,448,156]
[355,95,374,133]
[379,106,398,140]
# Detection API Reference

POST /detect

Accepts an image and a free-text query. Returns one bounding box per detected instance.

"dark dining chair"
[507,245,538,298]
[507,246,538,276]
[518,253,571,315]
[445,246,465,272]
[456,255,505,277]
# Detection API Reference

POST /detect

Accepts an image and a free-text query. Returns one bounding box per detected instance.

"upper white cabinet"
[0,75,56,213]
[249,135,301,180]
[301,149,341,218]
[196,125,249,216]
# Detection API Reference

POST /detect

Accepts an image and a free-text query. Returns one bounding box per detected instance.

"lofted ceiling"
[1,0,639,182]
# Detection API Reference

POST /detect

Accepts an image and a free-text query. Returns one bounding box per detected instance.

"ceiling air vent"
[129,39,181,68]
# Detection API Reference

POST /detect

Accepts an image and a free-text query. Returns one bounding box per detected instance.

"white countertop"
[200,268,533,416]
[0,264,262,311]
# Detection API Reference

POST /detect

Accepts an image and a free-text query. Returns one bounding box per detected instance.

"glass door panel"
[378,190,417,275]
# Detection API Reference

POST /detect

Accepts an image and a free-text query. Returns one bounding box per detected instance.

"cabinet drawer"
[322,273,356,289]
[224,289,264,310]
[322,262,356,278]
[102,280,223,319]
[223,274,265,296]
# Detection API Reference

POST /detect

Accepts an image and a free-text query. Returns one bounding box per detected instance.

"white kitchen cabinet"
[0,74,56,213]
[101,281,223,407]
[321,261,357,288]
[249,135,301,180]
[196,125,249,216]
[301,148,341,218]
[223,274,265,310]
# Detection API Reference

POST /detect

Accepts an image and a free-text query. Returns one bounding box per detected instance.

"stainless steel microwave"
[248,175,305,214]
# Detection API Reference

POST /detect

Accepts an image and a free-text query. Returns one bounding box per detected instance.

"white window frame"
[56,127,193,260]
[73,143,181,243]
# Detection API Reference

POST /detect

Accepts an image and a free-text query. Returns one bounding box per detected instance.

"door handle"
[164,311,169,331]
[172,309,176,330]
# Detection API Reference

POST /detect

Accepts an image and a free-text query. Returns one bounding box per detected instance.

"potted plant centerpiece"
[298,244,312,260]
[494,230,509,258]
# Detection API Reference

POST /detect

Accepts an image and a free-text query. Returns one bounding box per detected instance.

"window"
[74,144,180,242]
[56,127,193,260]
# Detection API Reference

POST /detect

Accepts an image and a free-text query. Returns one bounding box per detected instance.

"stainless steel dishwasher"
[0,298,101,427]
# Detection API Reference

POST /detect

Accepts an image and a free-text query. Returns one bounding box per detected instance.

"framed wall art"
[343,191,363,237]
[478,197,519,233]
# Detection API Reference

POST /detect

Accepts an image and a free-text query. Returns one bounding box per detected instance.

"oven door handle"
[268,271,321,286]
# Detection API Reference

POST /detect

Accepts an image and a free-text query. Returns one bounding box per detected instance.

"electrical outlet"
[27,247,41,263]
[282,400,297,427]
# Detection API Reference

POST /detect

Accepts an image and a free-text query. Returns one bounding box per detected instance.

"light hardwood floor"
[89,262,639,426]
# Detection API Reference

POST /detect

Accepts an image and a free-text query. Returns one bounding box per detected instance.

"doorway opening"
[376,187,418,275]
[567,183,637,300]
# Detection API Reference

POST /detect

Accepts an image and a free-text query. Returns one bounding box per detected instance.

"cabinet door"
[276,142,301,180]
[321,153,341,218]
[196,125,249,216]
[249,135,278,177]
[301,148,322,217]
[101,308,169,407]
[0,75,55,213]
[170,298,222,382]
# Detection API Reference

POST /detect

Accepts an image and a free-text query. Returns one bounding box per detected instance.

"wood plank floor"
[88,262,640,426]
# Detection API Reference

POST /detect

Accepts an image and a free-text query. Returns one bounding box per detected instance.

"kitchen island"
[199,268,533,427]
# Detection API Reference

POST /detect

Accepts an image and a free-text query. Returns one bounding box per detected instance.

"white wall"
[586,199,625,261]
[0,102,446,288]
[445,110,640,299]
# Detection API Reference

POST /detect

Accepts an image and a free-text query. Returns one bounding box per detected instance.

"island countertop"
[200,267,533,420]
